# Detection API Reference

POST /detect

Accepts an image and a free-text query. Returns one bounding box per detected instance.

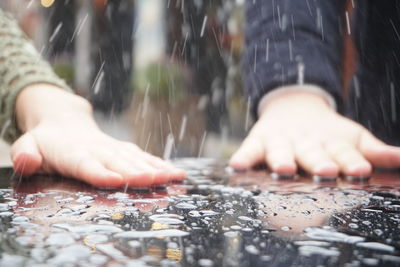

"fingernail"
[228,161,249,171]
[272,162,296,174]
[346,163,372,177]
[107,171,124,181]
[313,163,338,176]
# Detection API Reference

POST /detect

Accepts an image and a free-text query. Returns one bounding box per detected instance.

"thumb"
[11,133,43,176]
[229,134,265,170]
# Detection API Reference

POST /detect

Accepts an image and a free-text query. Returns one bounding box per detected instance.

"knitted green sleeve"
[0,9,73,143]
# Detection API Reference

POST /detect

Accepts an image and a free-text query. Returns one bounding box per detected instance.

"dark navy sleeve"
[243,0,347,117]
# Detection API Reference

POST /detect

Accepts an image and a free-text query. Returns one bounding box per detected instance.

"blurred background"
[0,0,250,166]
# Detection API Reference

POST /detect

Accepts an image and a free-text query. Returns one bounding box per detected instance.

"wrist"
[258,85,333,118]
[16,83,95,132]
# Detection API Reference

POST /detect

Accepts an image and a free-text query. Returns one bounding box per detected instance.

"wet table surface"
[0,158,400,267]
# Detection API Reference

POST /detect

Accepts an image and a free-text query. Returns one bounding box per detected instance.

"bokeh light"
[40,0,55,8]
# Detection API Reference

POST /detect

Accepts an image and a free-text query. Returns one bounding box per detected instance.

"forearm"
[0,9,71,142]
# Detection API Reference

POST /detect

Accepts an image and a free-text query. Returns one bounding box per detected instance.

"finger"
[142,154,186,180]
[11,133,43,176]
[118,144,170,172]
[116,148,175,183]
[128,156,172,185]
[264,136,296,174]
[294,139,339,177]
[359,130,400,168]
[103,156,166,187]
[230,132,265,169]
[117,150,158,171]
[72,159,125,188]
[325,141,372,177]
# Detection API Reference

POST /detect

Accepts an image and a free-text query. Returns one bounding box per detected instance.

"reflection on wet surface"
[0,159,400,266]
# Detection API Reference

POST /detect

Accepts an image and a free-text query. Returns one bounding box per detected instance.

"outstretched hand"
[230,86,400,178]
[11,84,185,188]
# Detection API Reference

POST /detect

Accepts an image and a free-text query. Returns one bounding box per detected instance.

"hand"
[230,85,400,177]
[11,84,186,188]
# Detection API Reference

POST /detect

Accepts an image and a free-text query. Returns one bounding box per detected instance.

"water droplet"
[46,233,75,246]
[356,242,395,252]
[148,214,185,225]
[245,245,260,255]
[198,258,213,267]
[298,246,340,257]
[114,229,189,239]
[52,223,122,236]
